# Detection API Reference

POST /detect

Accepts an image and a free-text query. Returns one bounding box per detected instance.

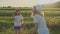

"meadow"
[0,8,60,34]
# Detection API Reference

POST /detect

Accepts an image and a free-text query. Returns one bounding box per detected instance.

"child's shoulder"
[34,14,42,19]
[35,14,40,17]
[15,15,22,17]
[34,14,39,18]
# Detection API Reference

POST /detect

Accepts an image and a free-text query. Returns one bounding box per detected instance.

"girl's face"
[15,10,21,15]
[17,11,20,14]
[31,10,36,16]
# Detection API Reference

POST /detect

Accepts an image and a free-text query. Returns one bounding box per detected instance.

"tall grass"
[0,9,60,34]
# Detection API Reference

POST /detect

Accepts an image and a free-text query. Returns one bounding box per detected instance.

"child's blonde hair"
[31,5,44,18]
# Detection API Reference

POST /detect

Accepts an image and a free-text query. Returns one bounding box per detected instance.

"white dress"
[34,14,49,34]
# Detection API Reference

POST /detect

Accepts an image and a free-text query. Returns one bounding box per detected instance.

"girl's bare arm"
[31,23,38,34]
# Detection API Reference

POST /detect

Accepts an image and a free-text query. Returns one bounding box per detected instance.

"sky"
[0,0,60,7]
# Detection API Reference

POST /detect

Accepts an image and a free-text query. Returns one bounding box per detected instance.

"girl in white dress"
[14,9,23,34]
[31,5,49,34]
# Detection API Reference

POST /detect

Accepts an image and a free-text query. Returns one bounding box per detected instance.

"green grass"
[0,8,60,34]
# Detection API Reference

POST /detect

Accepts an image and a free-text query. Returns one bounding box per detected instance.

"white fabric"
[34,14,49,34]
[34,5,43,11]
[14,15,23,26]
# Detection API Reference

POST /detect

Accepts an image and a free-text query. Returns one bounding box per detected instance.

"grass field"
[0,8,60,34]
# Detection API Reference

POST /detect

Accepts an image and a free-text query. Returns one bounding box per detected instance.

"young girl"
[31,5,49,34]
[14,9,23,34]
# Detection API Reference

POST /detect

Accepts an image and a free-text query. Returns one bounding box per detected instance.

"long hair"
[31,10,44,18]
[31,5,44,18]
